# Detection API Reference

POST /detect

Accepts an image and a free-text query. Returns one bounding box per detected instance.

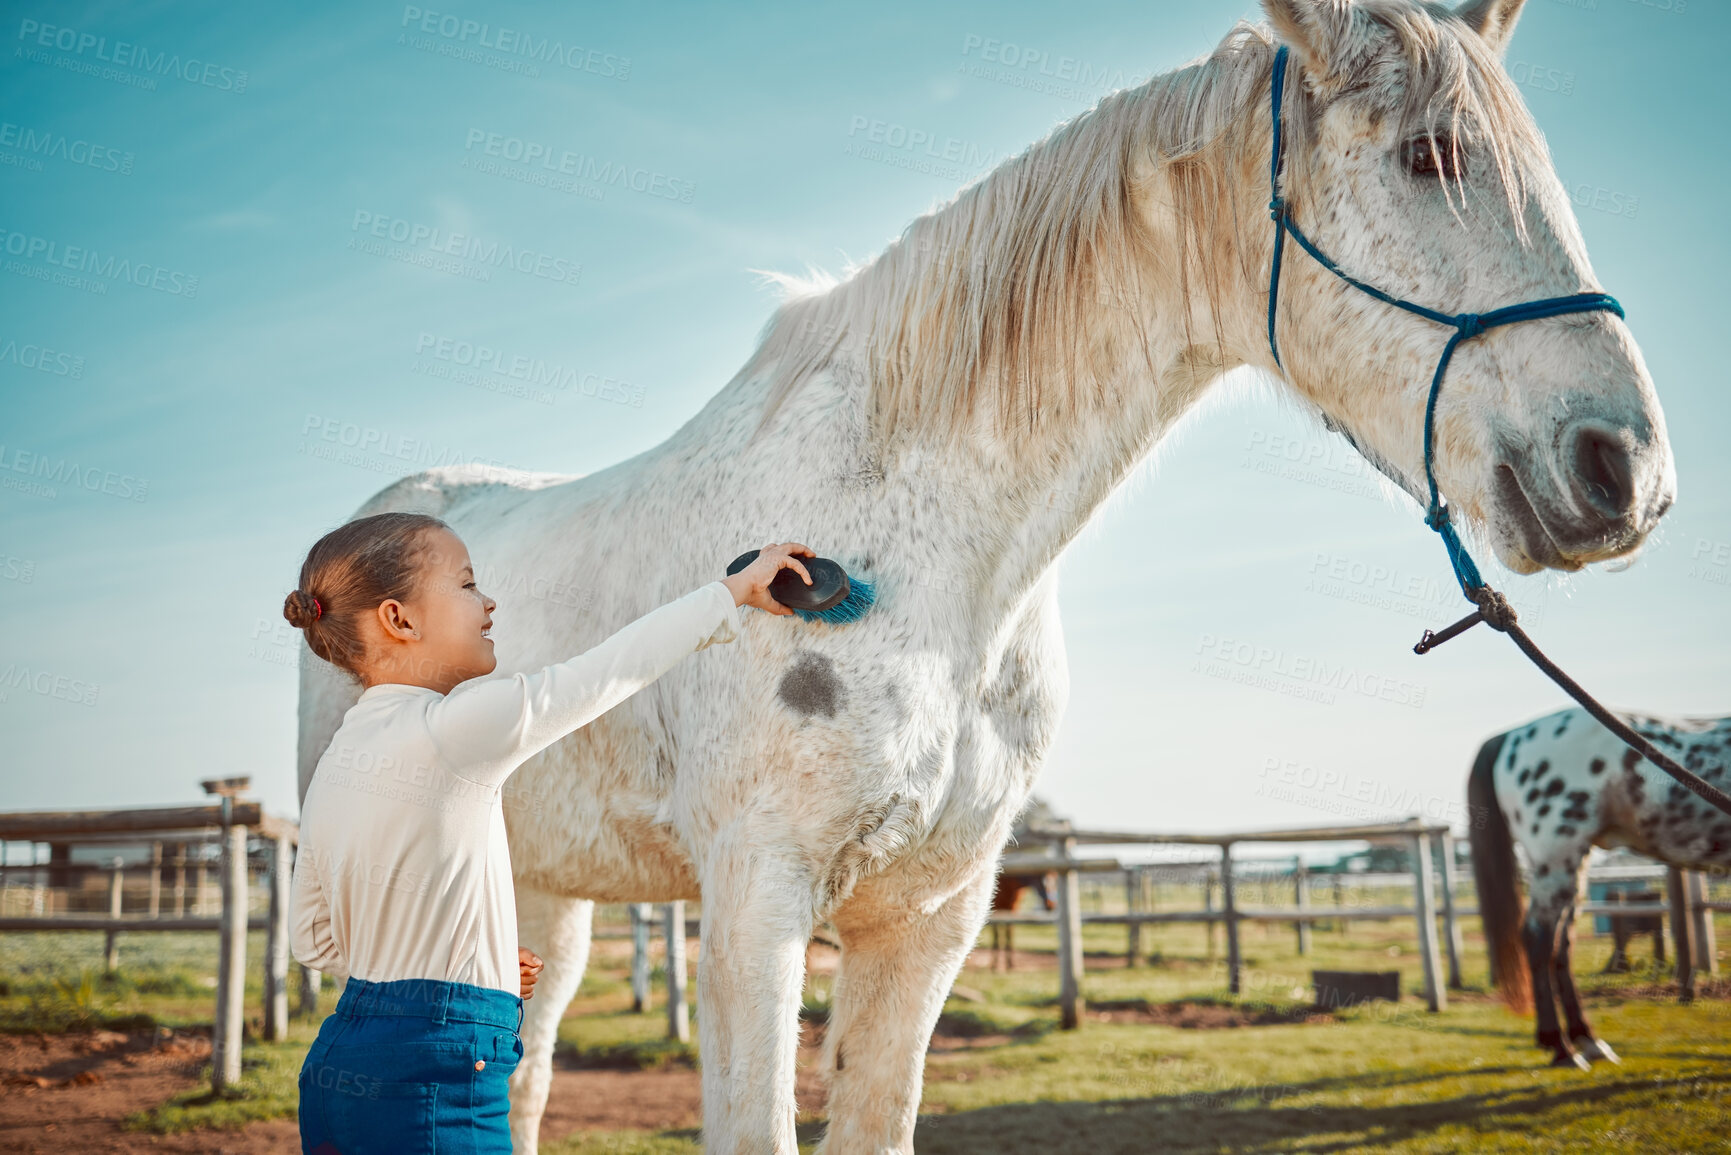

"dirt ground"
[0,1028,302,1154]
[0,1023,831,1153]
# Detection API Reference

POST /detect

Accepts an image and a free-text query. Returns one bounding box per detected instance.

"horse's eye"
[1403,134,1462,182]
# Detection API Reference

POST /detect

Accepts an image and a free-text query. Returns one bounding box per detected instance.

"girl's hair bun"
[283,589,323,630]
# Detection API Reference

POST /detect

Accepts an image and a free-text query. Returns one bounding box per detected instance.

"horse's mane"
[746,6,1547,455]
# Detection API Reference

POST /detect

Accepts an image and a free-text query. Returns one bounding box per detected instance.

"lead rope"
[1265,46,1731,819]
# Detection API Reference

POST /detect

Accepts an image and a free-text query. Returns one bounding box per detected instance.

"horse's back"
[1487,706,1731,874]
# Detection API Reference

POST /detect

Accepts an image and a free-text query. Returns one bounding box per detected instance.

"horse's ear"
[1456,0,1527,56]
[1261,0,1357,84]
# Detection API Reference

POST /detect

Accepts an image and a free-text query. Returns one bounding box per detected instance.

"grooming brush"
[725,549,876,625]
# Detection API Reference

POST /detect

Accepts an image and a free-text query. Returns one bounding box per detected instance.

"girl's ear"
[376,598,420,641]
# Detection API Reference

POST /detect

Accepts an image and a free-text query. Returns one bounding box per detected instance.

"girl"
[285,511,812,1154]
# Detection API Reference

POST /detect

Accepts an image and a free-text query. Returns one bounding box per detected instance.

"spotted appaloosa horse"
[1468,707,1731,1069]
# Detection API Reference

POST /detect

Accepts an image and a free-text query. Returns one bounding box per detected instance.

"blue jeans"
[298,977,524,1155]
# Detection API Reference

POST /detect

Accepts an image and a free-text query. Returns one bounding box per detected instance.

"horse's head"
[1260,0,1674,573]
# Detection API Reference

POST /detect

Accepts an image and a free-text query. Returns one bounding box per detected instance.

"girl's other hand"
[721,542,814,616]
[519,947,544,999]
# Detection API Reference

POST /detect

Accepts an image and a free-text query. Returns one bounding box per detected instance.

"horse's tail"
[1467,732,1531,1014]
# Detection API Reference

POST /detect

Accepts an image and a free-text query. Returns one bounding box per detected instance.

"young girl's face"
[364,528,497,692]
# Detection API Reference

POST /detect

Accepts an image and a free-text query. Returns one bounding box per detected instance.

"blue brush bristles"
[792,576,875,625]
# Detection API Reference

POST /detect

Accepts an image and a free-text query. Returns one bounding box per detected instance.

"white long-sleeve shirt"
[292,580,742,995]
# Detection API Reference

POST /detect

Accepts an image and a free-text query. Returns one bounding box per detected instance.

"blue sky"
[1,0,1725,846]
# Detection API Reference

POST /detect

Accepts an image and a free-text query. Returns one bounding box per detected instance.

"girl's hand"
[721,542,814,616]
[519,947,544,999]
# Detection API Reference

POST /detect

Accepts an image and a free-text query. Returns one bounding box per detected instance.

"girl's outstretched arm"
[425,544,812,784]
[425,580,742,784]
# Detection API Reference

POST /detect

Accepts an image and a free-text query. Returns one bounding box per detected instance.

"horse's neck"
[695,56,1271,626]
[880,216,1261,620]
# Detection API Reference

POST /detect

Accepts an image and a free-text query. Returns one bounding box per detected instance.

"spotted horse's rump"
[1468,707,1731,1068]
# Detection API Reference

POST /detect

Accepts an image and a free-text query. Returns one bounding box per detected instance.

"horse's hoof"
[1576,1038,1620,1065]
[1550,1050,1591,1071]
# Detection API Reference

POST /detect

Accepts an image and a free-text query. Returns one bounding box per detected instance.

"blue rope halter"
[1264,45,1625,600]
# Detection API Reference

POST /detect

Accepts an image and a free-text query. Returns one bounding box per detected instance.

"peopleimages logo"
[349,211,581,287]
[0,121,133,174]
[0,443,149,502]
[1192,632,1427,709]
[413,333,645,407]
[398,7,629,80]
[0,664,100,707]
[0,336,83,378]
[0,227,199,297]
[14,18,249,92]
[462,129,695,204]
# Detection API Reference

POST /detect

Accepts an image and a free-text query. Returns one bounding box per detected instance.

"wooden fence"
[0,787,297,1093]
[998,818,1726,1029]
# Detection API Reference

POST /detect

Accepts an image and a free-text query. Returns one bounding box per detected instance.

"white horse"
[1469,707,1730,1069]
[297,1,1676,1150]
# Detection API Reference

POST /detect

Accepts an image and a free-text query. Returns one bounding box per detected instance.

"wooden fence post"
[298,965,321,1020]
[212,804,248,1092]
[1221,843,1241,994]
[1203,872,1217,958]
[1056,837,1084,1029]
[1294,858,1311,956]
[1125,869,1140,968]
[1412,832,1446,1012]
[1688,871,1716,975]
[147,842,162,918]
[263,836,291,1041]
[171,843,187,917]
[104,858,123,972]
[664,902,689,1042]
[630,903,653,1012]
[1438,830,1465,990]
[1667,866,1696,1002]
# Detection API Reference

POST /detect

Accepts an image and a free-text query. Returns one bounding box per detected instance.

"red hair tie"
[312,597,323,620]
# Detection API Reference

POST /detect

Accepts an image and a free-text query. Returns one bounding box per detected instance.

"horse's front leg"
[697,823,814,1155]
[819,864,997,1155]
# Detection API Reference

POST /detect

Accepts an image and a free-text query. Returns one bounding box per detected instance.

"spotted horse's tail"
[1468,731,1533,1014]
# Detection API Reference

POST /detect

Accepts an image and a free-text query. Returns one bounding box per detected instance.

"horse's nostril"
[1572,427,1634,519]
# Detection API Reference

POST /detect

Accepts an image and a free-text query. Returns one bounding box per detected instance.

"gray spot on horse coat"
[883,681,908,726]
[778,651,846,718]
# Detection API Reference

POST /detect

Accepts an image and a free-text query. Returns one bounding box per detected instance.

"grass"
[122,1030,313,1134]
[3,912,1727,1151]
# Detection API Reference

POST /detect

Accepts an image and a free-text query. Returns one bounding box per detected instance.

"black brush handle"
[725,549,850,613]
